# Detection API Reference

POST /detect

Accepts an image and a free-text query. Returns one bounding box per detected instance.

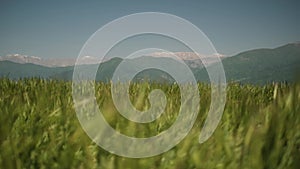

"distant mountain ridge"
[220,43,300,83]
[0,52,226,68]
[0,54,103,67]
[0,43,299,84]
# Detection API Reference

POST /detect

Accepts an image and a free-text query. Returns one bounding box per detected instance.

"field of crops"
[0,78,299,169]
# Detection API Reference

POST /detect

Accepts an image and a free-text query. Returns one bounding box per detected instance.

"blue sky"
[0,0,299,58]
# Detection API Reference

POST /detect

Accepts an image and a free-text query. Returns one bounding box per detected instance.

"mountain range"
[0,43,299,84]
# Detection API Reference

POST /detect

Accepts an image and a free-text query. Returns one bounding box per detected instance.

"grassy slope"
[0,78,299,169]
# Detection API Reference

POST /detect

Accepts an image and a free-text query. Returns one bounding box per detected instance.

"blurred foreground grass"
[0,78,299,169]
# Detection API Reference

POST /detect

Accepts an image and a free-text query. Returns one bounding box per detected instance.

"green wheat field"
[0,78,299,169]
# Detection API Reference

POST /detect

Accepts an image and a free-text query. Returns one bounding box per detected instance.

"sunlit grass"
[0,78,299,169]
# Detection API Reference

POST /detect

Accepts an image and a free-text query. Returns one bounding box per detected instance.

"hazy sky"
[0,0,299,58]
